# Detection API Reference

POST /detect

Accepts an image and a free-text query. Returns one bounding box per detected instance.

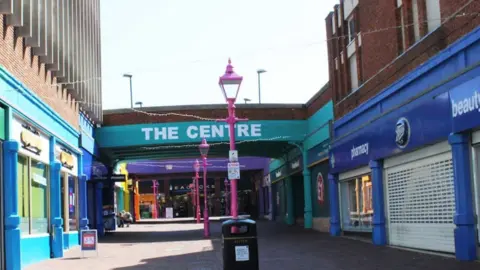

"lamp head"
[219,58,243,102]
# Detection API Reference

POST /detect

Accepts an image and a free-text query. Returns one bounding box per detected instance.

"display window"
[61,172,79,232]
[17,155,50,235]
[473,146,480,244]
[340,174,373,232]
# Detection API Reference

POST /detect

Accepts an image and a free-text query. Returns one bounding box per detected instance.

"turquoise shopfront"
[1,66,83,269]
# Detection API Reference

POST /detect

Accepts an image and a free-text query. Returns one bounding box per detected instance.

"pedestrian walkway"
[26,221,479,270]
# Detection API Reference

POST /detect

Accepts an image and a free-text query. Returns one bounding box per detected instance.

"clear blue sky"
[100,0,338,109]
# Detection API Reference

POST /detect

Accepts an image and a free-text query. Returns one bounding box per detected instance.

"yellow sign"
[60,151,74,170]
[20,130,42,155]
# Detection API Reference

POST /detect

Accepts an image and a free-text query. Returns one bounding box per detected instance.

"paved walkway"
[26,221,480,270]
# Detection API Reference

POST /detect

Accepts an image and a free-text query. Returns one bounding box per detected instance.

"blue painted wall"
[1,64,82,269]
[20,236,50,267]
[63,232,79,250]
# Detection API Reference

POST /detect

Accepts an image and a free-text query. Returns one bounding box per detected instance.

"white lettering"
[211,125,224,138]
[154,127,167,140]
[452,90,480,118]
[187,126,199,139]
[141,127,153,140]
[168,127,179,139]
[199,125,210,138]
[251,124,262,137]
[291,160,300,169]
[351,143,369,159]
[237,124,249,137]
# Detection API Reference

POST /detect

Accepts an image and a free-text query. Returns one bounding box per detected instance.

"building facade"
[327,2,480,261]
[269,83,334,232]
[0,1,102,269]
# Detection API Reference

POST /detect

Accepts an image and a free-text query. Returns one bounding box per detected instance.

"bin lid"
[221,218,256,226]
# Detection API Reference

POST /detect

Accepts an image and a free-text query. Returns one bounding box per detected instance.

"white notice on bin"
[235,245,249,261]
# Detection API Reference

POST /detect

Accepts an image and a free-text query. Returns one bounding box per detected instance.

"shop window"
[17,155,49,235]
[61,172,79,232]
[340,174,373,231]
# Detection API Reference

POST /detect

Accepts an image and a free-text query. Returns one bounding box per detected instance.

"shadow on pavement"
[99,228,215,244]
[110,221,480,270]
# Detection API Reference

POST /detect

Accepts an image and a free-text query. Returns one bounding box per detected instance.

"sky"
[100,0,338,110]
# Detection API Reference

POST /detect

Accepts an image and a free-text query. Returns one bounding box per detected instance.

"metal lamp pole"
[217,59,248,221]
[224,178,230,216]
[151,180,158,219]
[194,160,201,224]
[257,69,266,104]
[199,139,210,237]
[123,74,133,108]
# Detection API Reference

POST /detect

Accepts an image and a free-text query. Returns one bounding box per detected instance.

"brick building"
[326,0,480,118]
[0,1,102,269]
[327,0,480,262]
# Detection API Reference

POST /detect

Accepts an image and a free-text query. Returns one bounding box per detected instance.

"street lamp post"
[257,69,266,104]
[123,74,133,108]
[217,59,248,222]
[151,180,158,219]
[224,178,230,216]
[199,139,210,237]
[194,160,201,224]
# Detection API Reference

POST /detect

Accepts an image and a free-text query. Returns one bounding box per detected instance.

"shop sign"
[96,120,307,147]
[330,91,452,173]
[270,165,286,183]
[307,139,330,165]
[450,76,480,133]
[171,184,214,191]
[55,145,78,176]
[12,117,50,164]
[80,229,98,256]
[287,156,302,175]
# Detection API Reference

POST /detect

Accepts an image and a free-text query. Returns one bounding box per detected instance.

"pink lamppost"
[224,178,230,216]
[151,180,159,219]
[216,59,248,221]
[199,138,211,238]
[194,160,201,224]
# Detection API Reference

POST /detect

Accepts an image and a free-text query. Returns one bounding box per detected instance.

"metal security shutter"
[384,141,455,253]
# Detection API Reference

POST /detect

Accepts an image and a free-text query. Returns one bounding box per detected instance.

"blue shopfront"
[0,66,84,269]
[328,27,480,261]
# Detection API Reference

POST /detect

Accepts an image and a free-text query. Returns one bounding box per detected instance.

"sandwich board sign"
[80,229,98,257]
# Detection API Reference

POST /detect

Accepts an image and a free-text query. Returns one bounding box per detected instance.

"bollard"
[221,219,259,270]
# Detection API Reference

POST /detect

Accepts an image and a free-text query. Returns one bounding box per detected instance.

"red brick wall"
[327,0,480,119]
[0,16,79,129]
[305,84,332,118]
[103,107,307,126]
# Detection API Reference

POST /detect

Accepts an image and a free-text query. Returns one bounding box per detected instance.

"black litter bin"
[221,219,259,270]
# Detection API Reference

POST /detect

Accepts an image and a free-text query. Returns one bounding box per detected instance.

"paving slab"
[25,221,480,270]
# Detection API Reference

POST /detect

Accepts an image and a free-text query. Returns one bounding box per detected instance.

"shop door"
[384,141,455,253]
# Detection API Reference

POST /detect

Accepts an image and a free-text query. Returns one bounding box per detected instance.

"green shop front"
[306,140,330,232]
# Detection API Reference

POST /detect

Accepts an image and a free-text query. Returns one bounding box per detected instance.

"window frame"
[17,154,50,236]
[61,171,79,232]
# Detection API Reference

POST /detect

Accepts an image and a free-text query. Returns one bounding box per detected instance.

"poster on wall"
[317,172,324,204]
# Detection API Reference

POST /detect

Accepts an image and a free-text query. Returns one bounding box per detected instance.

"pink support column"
[151,180,158,219]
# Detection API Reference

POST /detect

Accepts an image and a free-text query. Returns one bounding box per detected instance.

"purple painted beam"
[127,156,269,175]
